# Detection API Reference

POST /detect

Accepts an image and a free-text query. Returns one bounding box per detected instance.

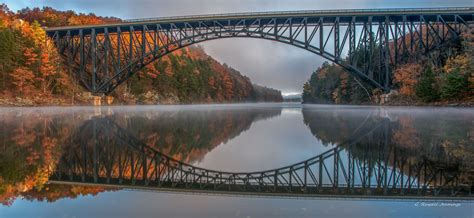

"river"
[0,103,472,217]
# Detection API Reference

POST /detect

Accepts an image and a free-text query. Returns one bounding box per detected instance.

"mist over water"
[0,103,473,217]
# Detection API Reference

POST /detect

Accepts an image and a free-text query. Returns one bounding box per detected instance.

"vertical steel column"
[368,17,374,79]
[93,119,98,183]
[118,144,123,184]
[400,159,405,194]
[318,156,323,191]
[274,170,278,191]
[392,148,397,188]
[157,155,162,184]
[384,16,391,91]
[91,28,97,93]
[273,19,278,38]
[128,26,134,77]
[153,25,158,51]
[104,28,109,88]
[117,27,122,79]
[378,22,384,80]
[130,152,135,185]
[423,16,429,53]
[334,17,340,62]
[383,122,389,194]
[348,150,352,189]
[333,150,339,189]
[367,153,372,189]
[440,16,446,42]
[394,21,399,65]
[79,29,85,87]
[363,21,368,73]
[304,162,308,192]
[289,18,293,43]
[402,16,407,60]
[319,17,324,54]
[82,132,87,182]
[419,16,424,52]
[304,17,308,48]
[409,21,414,53]
[66,31,74,89]
[289,167,293,191]
[349,17,356,65]
[435,16,441,44]
[142,25,146,64]
[351,152,355,190]
[424,16,430,52]
[142,146,148,185]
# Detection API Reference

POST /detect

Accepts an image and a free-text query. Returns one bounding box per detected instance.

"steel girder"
[46,9,474,95]
[49,117,472,198]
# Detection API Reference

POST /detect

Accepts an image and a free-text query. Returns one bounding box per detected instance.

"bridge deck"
[45,7,474,33]
[48,180,474,201]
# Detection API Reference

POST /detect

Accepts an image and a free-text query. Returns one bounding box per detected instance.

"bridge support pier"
[92,96,102,106]
[88,94,114,106]
[105,96,114,105]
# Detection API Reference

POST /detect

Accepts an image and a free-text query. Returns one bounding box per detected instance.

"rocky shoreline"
[374,91,474,107]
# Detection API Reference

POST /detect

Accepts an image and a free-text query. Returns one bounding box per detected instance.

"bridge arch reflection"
[50,113,473,199]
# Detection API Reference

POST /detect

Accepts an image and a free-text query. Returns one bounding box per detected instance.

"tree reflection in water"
[0,106,472,205]
[0,106,281,205]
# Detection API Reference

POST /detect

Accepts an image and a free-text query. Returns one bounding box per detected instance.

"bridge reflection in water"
[49,115,473,200]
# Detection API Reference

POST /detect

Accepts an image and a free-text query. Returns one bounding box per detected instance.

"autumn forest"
[303,26,474,106]
[1,4,473,106]
[0,5,283,106]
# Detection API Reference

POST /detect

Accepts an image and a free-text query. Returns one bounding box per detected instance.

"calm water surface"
[0,103,472,218]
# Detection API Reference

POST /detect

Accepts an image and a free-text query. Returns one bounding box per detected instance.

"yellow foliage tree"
[38,48,56,94]
[444,54,471,74]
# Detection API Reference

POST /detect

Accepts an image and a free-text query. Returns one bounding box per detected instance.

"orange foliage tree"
[393,63,423,97]
[10,67,35,94]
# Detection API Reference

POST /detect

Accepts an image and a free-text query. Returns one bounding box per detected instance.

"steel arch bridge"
[49,117,473,199]
[46,8,474,95]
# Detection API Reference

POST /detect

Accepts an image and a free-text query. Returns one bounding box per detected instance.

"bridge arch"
[47,8,474,94]
[110,32,381,93]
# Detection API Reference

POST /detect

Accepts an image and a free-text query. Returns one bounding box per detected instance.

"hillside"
[0,5,282,106]
[121,46,283,104]
[302,26,474,106]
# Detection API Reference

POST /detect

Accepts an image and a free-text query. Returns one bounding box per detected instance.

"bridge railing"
[124,7,474,23]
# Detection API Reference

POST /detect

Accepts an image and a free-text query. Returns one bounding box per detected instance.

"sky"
[2,0,473,94]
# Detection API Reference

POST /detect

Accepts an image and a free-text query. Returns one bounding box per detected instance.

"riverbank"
[0,95,84,107]
[0,94,284,107]
[382,96,474,107]
[3,100,473,107]
[1,92,473,107]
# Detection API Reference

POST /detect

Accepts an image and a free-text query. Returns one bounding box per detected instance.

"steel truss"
[46,8,474,95]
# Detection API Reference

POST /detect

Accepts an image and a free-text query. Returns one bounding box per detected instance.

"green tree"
[440,69,469,99]
[415,67,439,102]
[0,28,20,91]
